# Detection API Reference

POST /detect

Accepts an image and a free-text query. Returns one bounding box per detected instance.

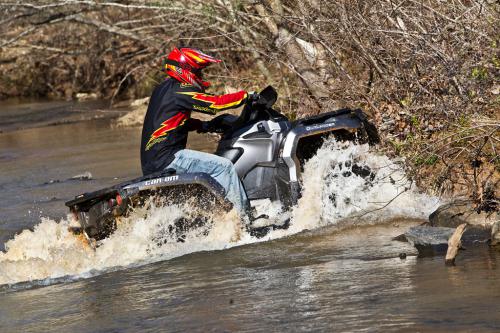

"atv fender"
[65,172,232,241]
[276,108,378,207]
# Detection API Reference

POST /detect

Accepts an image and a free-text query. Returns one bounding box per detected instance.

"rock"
[114,105,147,127]
[76,92,98,101]
[392,233,408,242]
[404,225,455,256]
[70,171,92,181]
[429,199,497,241]
[44,179,61,185]
[130,97,150,107]
[42,171,92,185]
[491,220,500,246]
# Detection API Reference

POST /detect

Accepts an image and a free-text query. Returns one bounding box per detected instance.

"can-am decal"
[144,175,179,186]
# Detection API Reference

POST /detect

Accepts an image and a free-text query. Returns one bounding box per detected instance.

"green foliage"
[134,72,162,98]
[400,96,412,107]
[415,154,439,166]
[410,115,420,128]
[471,66,488,80]
[458,114,470,127]
[404,133,416,144]
[467,90,477,98]
[201,4,216,21]
[389,138,404,154]
[492,56,500,69]
[286,111,297,121]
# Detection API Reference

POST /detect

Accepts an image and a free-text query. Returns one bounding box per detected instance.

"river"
[0,100,499,332]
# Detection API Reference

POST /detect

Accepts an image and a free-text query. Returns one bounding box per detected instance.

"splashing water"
[289,140,439,232]
[0,140,439,286]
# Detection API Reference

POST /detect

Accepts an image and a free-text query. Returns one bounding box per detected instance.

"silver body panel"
[216,109,368,207]
[231,120,287,177]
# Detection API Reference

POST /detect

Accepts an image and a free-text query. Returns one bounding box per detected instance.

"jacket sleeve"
[175,89,248,115]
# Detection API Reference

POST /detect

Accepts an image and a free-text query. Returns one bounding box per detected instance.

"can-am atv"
[65,86,379,244]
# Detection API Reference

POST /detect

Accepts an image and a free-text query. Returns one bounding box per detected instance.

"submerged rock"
[404,225,455,256]
[75,92,98,101]
[44,172,93,185]
[70,172,92,181]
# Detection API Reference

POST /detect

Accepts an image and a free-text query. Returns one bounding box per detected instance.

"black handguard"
[247,92,263,107]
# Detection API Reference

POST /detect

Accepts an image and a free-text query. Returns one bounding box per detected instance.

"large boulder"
[429,199,494,227]
[429,199,499,243]
[491,220,500,246]
[397,200,499,258]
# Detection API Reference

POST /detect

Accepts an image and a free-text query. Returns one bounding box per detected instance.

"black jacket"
[140,79,247,175]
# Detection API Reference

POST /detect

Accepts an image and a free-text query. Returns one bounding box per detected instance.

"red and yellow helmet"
[163,47,221,90]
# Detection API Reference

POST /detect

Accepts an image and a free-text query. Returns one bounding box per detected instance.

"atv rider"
[141,47,253,213]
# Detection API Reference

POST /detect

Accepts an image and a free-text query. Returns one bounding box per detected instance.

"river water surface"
[0,101,499,332]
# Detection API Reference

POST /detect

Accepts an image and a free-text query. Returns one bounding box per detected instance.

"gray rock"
[404,225,455,256]
[76,92,98,101]
[429,199,497,241]
[70,171,92,181]
[491,220,500,246]
[430,199,493,227]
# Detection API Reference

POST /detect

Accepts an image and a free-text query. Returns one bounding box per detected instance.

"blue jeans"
[167,149,248,213]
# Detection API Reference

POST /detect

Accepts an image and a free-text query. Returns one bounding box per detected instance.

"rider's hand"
[197,121,210,133]
[196,119,221,133]
[204,117,225,134]
[186,118,204,132]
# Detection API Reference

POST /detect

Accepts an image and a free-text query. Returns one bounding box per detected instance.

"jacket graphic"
[140,78,247,175]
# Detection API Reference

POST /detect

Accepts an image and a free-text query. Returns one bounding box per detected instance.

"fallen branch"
[445,223,467,265]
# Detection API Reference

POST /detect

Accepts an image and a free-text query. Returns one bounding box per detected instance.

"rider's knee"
[212,155,234,169]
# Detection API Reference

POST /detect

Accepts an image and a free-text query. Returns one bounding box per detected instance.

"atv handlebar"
[197,86,284,134]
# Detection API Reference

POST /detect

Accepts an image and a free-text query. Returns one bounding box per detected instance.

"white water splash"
[0,140,439,286]
[0,206,246,286]
[289,140,439,232]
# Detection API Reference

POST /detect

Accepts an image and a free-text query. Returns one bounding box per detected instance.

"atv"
[65,86,379,244]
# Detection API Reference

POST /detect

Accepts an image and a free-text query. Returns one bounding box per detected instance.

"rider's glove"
[186,118,204,132]
[203,117,226,134]
[197,121,211,133]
